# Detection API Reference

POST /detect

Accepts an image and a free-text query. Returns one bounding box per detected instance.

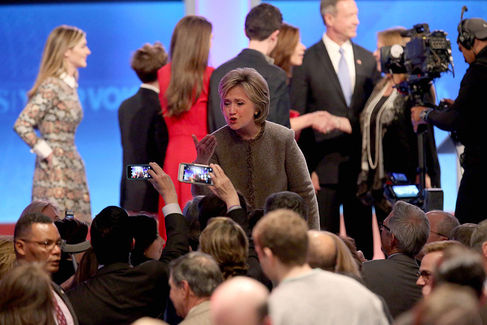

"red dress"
[157,64,214,239]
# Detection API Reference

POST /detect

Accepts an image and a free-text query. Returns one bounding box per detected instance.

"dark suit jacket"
[290,40,378,183]
[67,213,189,325]
[118,87,168,212]
[52,282,79,325]
[361,253,422,318]
[207,48,290,132]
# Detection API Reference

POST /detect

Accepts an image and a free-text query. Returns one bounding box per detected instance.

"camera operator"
[411,18,487,223]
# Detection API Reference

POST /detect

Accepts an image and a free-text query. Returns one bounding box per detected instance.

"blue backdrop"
[1,1,485,222]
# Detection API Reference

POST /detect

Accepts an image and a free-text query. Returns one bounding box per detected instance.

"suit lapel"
[52,282,79,325]
[316,41,347,107]
[351,43,365,108]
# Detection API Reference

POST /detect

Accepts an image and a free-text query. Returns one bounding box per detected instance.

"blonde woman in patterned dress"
[14,25,92,223]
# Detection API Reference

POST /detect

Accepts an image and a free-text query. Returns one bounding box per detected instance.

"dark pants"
[317,182,373,259]
[455,167,487,224]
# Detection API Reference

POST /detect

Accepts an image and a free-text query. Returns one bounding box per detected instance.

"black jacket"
[67,212,189,325]
[118,87,168,212]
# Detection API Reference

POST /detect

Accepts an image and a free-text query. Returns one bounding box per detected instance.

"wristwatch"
[419,108,433,121]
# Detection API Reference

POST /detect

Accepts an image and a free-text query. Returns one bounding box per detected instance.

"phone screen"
[391,172,408,182]
[392,185,419,198]
[179,163,213,185]
[127,165,152,179]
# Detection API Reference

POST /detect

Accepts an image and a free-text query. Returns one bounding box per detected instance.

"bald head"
[307,230,337,271]
[426,211,459,243]
[211,276,269,325]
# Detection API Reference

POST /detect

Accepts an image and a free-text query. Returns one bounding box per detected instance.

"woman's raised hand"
[193,134,217,164]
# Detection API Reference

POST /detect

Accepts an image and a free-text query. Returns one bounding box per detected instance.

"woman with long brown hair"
[157,16,213,237]
[13,25,92,224]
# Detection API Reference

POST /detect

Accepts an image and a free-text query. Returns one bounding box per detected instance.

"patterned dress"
[14,75,92,223]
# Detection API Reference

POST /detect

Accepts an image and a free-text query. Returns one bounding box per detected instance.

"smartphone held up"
[177,163,213,186]
[127,164,152,180]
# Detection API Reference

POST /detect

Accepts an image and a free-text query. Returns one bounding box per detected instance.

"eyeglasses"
[379,222,391,233]
[417,270,433,282]
[430,230,449,238]
[20,239,65,251]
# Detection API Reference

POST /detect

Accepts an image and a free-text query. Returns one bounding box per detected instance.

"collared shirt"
[140,83,159,94]
[53,289,75,325]
[59,72,78,89]
[162,202,183,217]
[322,33,356,90]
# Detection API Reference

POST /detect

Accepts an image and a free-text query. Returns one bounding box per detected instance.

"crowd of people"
[5,0,487,324]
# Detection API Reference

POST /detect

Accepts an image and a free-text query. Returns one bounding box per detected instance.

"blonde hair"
[0,236,15,280]
[377,27,409,82]
[218,68,270,126]
[199,217,248,279]
[28,25,86,99]
[165,15,212,116]
[270,23,300,77]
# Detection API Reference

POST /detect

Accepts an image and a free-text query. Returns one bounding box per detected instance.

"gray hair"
[450,223,479,247]
[169,251,223,298]
[320,0,340,22]
[470,220,487,253]
[388,201,429,256]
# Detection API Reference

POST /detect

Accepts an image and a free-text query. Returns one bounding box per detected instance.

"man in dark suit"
[14,212,79,325]
[207,3,290,132]
[290,0,379,256]
[119,42,169,216]
[67,163,189,325]
[361,201,429,318]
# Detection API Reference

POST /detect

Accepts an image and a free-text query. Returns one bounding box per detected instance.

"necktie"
[338,47,352,107]
[53,297,68,325]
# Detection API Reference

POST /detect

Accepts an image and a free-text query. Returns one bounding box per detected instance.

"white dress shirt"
[322,33,356,91]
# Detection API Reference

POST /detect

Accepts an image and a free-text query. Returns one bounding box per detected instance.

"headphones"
[457,6,475,50]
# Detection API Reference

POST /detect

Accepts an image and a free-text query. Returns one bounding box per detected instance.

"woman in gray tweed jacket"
[193,68,319,230]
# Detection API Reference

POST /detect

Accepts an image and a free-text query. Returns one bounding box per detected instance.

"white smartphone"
[177,163,213,186]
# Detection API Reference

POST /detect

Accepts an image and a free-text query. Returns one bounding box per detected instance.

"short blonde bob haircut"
[218,68,270,126]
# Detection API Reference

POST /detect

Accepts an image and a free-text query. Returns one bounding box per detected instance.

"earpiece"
[457,6,475,50]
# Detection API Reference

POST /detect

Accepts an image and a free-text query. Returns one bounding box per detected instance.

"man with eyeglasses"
[14,211,78,325]
[362,201,430,318]
[416,240,463,297]
[425,210,460,244]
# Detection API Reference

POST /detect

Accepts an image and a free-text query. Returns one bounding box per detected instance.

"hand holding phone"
[178,163,213,186]
[127,164,152,180]
[147,162,178,204]
[207,163,240,208]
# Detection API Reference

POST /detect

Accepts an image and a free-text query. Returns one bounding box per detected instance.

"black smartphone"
[177,163,213,185]
[127,164,152,180]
